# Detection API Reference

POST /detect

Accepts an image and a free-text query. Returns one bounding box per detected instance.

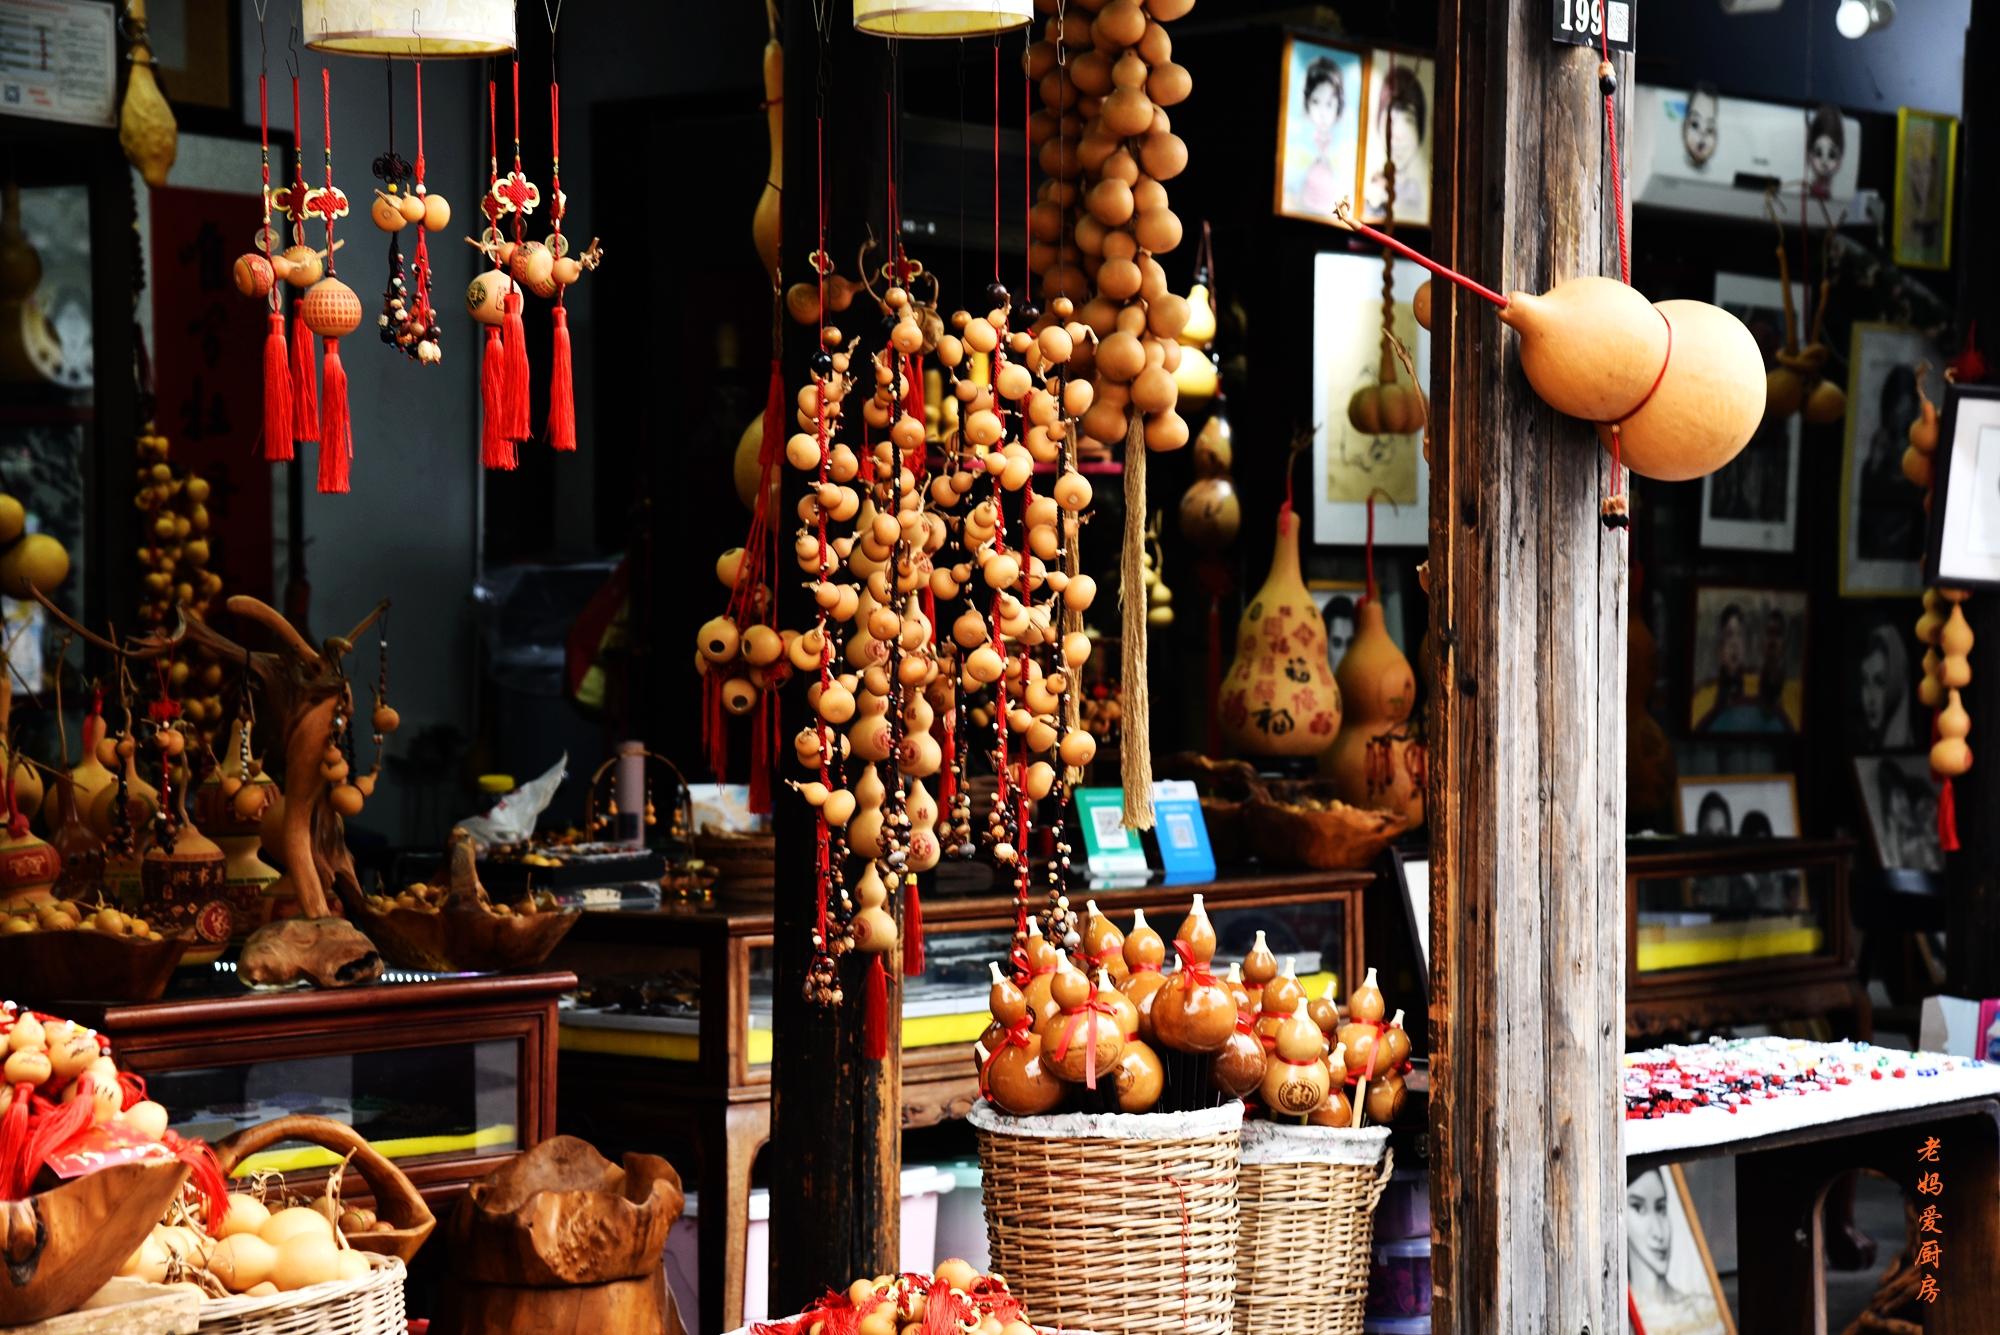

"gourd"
[1217,504,1342,755]
[1323,598,1424,825]
[119,0,179,188]
[752,11,783,284]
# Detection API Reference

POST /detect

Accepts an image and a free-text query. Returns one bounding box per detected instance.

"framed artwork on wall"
[1852,754,1944,873]
[1687,585,1807,735]
[1892,107,1957,271]
[1677,773,1801,841]
[1273,35,1365,224]
[1841,602,1923,751]
[1840,324,1942,596]
[1704,274,1804,553]
[1309,252,1430,546]
[1356,50,1433,229]
[1626,1163,1737,1335]
[1925,382,2000,590]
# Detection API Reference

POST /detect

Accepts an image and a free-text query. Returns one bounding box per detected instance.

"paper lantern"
[301,0,513,57]
[852,0,1032,38]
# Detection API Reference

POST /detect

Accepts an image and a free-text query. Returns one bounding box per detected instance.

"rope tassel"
[262,311,294,460]
[318,336,352,494]
[481,324,516,469]
[290,304,319,443]
[547,303,576,450]
[501,288,530,440]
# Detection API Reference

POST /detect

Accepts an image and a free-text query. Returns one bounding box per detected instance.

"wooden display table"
[552,868,1372,1335]
[62,970,571,1211]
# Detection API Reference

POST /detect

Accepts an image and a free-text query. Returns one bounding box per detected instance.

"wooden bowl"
[1241,781,1406,870]
[0,926,191,1004]
[213,1114,434,1263]
[338,887,579,974]
[449,1135,683,1287]
[0,1157,191,1324]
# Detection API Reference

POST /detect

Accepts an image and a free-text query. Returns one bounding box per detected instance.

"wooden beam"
[1946,0,2000,997]
[1427,1,1628,1329]
[768,1,900,1320]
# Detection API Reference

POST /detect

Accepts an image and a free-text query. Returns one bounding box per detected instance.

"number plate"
[1553,0,1635,52]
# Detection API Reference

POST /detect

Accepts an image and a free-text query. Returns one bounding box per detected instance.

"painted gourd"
[1497,276,1764,482]
[1258,1006,1331,1116]
[1322,599,1423,826]
[1218,506,1342,755]
[140,805,229,965]
[0,824,61,909]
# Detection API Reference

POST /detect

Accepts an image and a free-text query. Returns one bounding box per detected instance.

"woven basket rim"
[197,1251,404,1320]
[967,1098,1245,1141]
[1239,1119,1391,1165]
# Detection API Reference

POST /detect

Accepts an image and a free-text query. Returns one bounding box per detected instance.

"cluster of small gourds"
[368,177,450,364]
[757,1259,1037,1335]
[1763,229,1846,427]
[0,1004,172,1195]
[0,492,70,604]
[133,429,229,730]
[1916,588,1974,788]
[1026,0,1198,456]
[1216,936,1411,1127]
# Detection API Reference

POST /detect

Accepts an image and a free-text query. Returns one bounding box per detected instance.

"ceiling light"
[1836,0,1894,39]
[853,0,1032,38]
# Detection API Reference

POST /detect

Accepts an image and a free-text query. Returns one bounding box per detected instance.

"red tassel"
[481,325,516,469]
[164,1132,230,1235]
[262,311,294,461]
[1939,776,1961,853]
[18,1077,96,1198]
[863,954,889,1061]
[0,1080,30,1199]
[903,877,925,977]
[290,306,319,442]
[547,303,577,451]
[317,337,351,494]
[501,288,530,440]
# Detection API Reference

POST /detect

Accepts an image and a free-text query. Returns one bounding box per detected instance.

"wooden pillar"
[768,1,901,1318]
[1426,1,1628,1329]
[1946,0,2000,997]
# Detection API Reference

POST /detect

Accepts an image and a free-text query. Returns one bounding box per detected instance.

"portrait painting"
[1626,1164,1736,1335]
[1840,325,1942,596]
[1705,275,1804,552]
[1310,252,1430,546]
[1892,108,1957,270]
[1274,37,1365,224]
[1358,50,1433,228]
[1842,603,1923,752]
[1853,754,1943,874]
[1688,586,1808,735]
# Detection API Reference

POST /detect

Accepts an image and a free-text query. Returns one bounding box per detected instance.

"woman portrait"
[1275,39,1362,223]
[1627,1167,1734,1335]
[1859,365,1925,563]
[1842,325,1942,595]
[1856,754,1943,872]
[1850,619,1918,749]
[1691,587,1806,733]
[1362,55,1433,226]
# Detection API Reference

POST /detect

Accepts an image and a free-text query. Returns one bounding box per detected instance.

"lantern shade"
[853,0,1032,37]
[302,0,514,56]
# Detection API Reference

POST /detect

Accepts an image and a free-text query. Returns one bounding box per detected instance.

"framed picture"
[1925,383,2000,590]
[1840,324,1942,596]
[1310,252,1430,546]
[1687,586,1807,734]
[1704,274,1804,552]
[1842,602,1923,750]
[1677,774,1801,840]
[1274,36,1365,224]
[1357,50,1433,229]
[1892,108,1957,271]
[1626,1163,1737,1335]
[1307,579,1366,676]
[145,0,242,127]
[1853,754,1944,873]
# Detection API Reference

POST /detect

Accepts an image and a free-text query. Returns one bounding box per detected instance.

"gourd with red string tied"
[299,68,358,495]
[470,79,524,470]
[232,52,292,463]
[542,29,605,451]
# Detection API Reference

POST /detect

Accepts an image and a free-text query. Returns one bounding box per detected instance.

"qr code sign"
[1607,1,1631,42]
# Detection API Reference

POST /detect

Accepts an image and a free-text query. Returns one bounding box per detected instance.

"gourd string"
[320,67,335,272]
[1599,23,1628,504]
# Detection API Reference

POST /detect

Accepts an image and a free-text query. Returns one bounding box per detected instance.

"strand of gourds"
[1904,369,1973,845]
[974,894,1413,1122]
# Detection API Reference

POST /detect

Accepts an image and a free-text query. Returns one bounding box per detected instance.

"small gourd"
[1241,929,1277,1012]
[1258,1006,1331,1116]
[1082,899,1128,984]
[1253,958,1305,1053]
[1323,599,1424,826]
[848,861,896,956]
[1044,962,1122,1086]
[1119,908,1170,1039]
[1213,1022,1267,1100]
[1109,1037,1165,1113]
[1021,920,1063,1024]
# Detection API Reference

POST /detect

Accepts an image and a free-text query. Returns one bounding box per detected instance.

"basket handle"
[211,1114,433,1232]
[1364,1146,1396,1211]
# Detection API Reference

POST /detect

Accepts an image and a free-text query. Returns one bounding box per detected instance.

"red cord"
[1598,25,1628,286]
[414,59,425,181]
[1343,215,1509,309]
[992,35,1001,281]
[1023,38,1032,301]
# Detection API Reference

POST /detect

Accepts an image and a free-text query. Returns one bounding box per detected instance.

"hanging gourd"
[1929,591,1973,852]
[299,69,359,495]
[1347,127,1426,439]
[1324,594,1425,827]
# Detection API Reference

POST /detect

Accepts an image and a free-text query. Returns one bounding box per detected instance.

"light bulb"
[1835,0,1870,37]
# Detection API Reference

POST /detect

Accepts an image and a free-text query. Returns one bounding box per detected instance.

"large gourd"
[1218,505,1341,756]
[1496,276,1764,482]
[1322,599,1423,825]
[751,11,782,284]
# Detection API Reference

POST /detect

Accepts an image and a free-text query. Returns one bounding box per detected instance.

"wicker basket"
[196,1253,406,1335]
[1231,1123,1394,1335]
[970,1100,1243,1335]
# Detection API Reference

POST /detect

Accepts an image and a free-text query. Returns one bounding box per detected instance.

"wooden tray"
[0,1158,191,1325]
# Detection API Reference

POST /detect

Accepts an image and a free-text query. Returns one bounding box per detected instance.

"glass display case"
[1624,837,1868,1039]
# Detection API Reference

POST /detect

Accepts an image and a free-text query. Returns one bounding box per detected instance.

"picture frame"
[1840,324,1942,597]
[1924,382,2000,590]
[1273,34,1366,225]
[144,0,244,131]
[1841,601,1925,751]
[1626,1163,1737,1335]
[1704,274,1802,553]
[1677,773,1801,840]
[1892,107,1957,271]
[1852,754,1944,873]
[1356,50,1433,229]
[1309,252,1430,546]
[1686,585,1808,735]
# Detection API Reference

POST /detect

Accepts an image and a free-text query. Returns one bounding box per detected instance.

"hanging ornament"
[299,68,359,495]
[470,77,529,468]
[1930,590,1973,852]
[543,2,600,452]
[1347,74,1426,443]
[368,53,444,366]
[119,0,179,187]
[236,6,293,463]
[1762,194,1846,425]
[278,67,324,451]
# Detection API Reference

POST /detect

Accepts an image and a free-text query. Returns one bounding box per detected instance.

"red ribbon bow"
[1171,938,1217,989]
[1051,1000,1120,1089]
[977,1015,1036,1096]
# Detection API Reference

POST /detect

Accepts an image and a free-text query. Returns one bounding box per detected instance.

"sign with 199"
[1553,0,1635,53]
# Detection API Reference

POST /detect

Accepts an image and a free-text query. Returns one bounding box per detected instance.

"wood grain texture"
[767,3,899,1322]
[1428,1,1628,1329]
